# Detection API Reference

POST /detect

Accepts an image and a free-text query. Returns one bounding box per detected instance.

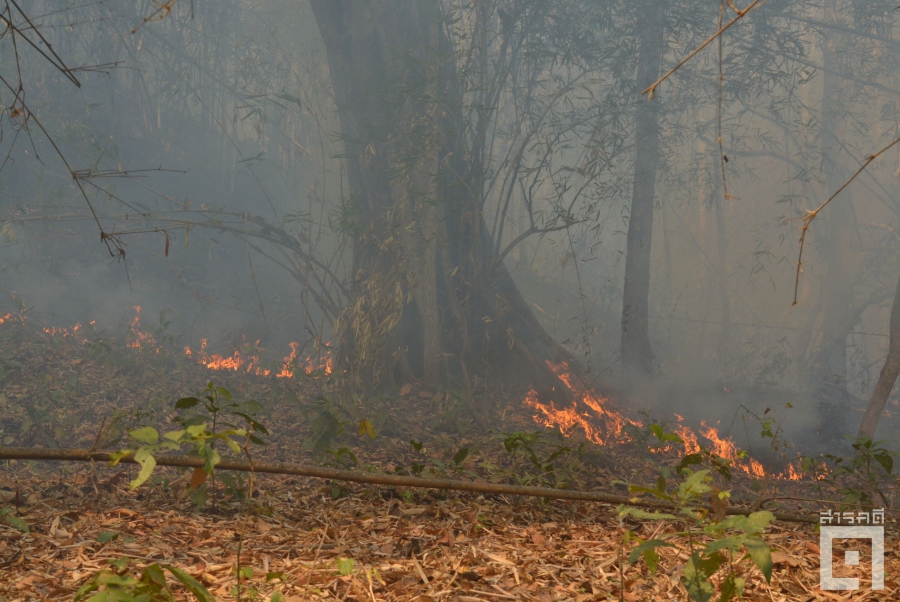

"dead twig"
[642,0,764,99]
[791,135,900,305]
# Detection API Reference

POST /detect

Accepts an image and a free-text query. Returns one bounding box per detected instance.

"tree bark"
[620,4,664,374]
[858,271,900,440]
[309,0,576,400]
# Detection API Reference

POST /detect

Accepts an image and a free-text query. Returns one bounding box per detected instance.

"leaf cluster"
[74,558,213,602]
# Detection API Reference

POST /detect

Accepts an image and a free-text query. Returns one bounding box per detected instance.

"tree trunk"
[858,271,900,440]
[309,0,575,401]
[620,4,664,374]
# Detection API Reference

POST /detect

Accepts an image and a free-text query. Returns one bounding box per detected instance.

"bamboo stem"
[0,447,818,523]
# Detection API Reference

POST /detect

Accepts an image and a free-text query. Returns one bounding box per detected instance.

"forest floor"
[0,311,898,601]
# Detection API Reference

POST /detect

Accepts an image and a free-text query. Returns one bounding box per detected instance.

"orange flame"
[183,338,332,378]
[126,306,156,349]
[524,361,802,481]
[276,341,300,378]
[524,362,642,446]
[186,338,271,376]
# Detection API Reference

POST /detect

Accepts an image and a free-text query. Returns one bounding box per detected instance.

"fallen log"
[0,447,818,523]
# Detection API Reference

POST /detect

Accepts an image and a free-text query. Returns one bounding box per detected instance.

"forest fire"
[42,321,93,339]
[106,305,334,378]
[126,306,155,349]
[0,311,25,326]
[525,362,802,481]
[184,337,333,378]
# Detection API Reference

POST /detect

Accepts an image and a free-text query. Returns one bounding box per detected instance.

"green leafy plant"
[74,558,214,602]
[619,423,775,602]
[231,565,261,601]
[0,507,28,532]
[108,383,266,503]
[620,471,774,602]
[303,395,349,454]
[803,436,896,509]
[497,430,582,487]
[398,438,470,478]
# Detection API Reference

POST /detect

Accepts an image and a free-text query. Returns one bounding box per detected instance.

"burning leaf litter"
[1,309,896,600]
[524,362,803,481]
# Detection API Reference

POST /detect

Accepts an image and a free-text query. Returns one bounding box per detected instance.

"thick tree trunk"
[620,4,664,374]
[309,0,575,401]
[858,271,900,440]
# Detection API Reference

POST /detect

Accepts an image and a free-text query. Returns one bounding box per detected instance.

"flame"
[275,341,333,378]
[524,362,642,446]
[276,341,300,378]
[184,338,332,379]
[185,338,270,376]
[43,323,84,338]
[524,361,802,481]
[126,306,156,349]
[0,311,26,326]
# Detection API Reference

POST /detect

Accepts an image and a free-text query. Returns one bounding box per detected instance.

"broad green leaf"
[130,447,157,490]
[141,563,169,591]
[164,429,186,442]
[337,557,355,576]
[186,423,208,437]
[874,451,893,474]
[107,450,128,467]
[73,579,102,601]
[678,469,712,499]
[649,424,683,444]
[165,564,215,602]
[719,573,745,602]
[744,538,773,582]
[202,448,221,473]
[219,428,247,438]
[190,482,208,506]
[683,553,714,602]
[129,427,159,445]
[233,411,269,435]
[453,447,470,465]
[626,539,676,574]
[0,508,29,532]
[174,397,200,409]
[715,511,775,535]
[270,593,286,602]
[704,536,745,554]
[97,530,118,543]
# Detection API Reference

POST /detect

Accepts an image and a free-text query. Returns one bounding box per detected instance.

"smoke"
[1,0,899,451]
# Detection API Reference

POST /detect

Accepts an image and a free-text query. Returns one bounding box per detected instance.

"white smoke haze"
[2,0,899,455]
